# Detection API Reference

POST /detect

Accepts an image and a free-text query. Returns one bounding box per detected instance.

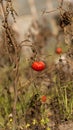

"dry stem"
[0,1,20,130]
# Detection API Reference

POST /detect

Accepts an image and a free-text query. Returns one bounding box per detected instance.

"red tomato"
[41,95,47,103]
[56,47,62,54]
[31,61,45,71]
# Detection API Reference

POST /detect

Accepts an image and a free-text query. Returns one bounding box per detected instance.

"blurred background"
[0,0,72,63]
[11,0,67,61]
[13,0,58,15]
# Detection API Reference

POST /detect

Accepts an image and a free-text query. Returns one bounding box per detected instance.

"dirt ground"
[59,121,73,130]
[48,120,73,130]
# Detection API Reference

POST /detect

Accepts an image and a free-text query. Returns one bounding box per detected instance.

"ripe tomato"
[31,61,45,71]
[56,47,62,54]
[41,95,47,103]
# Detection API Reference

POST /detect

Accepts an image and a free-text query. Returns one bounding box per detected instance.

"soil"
[59,121,73,130]
[47,121,73,130]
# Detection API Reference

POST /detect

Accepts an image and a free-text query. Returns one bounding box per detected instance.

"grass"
[54,78,73,121]
[0,56,73,130]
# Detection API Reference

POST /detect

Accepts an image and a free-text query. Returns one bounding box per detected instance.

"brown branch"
[0,1,20,130]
